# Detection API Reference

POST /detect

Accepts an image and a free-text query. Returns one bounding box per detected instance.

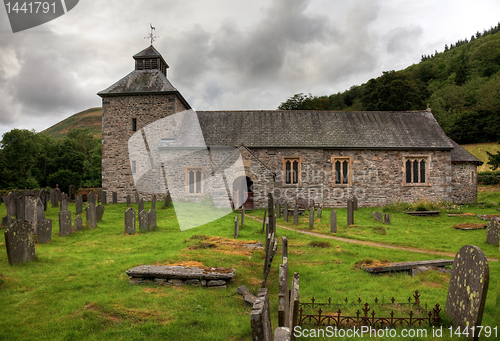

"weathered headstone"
[274,327,291,341]
[277,201,281,219]
[282,236,288,260]
[278,261,289,328]
[317,207,322,219]
[74,215,83,232]
[59,210,72,237]
[445,245,489,341]
[4,220,36,265]
[330,210,337,233]
[96,205,105,222]
[261,209,267,234]
[97,189,102,203]
[36,198,45,221]
[15,195,26,220]
[284,201,288,222]
[37,219,52,243]
[60,196,68,212]
[76,195,83,215]
[125,208,136,235]
[126,195,131,207]
[163,191,172,208]
[68,185,76,201]
[293,204,298,226]
[308,207,314,228]
[353,195,358,210]
[25,196,37,234]
[148,209,157,230]
[50,189,59,208]
[6,192,16,217]
[241,207,245,227]
[151,195,157,210]
[384,213,391,224]
[347,199,354,225]
[100,190,107,205]
[376,211,383,222]
[88,191,96,205]
[39,190,47,212]
[250,288,272,341]
[135,191,140,204]
[289,272,300,341]
[112,192,118,204]
[486,219,499,245]
[86,202,97,228]
[268,193,275,234]
[1,215,15,229]
[234,215,239,238]
[139,210,149,231]
[138,198,144,214]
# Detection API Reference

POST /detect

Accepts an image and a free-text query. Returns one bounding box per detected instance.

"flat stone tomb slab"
[126,265,236,281]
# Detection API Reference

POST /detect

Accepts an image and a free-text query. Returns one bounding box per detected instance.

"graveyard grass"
[0,190,498,340]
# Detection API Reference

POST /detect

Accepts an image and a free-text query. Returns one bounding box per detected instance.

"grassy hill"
[462,142,500,172]
[42,107,102,139]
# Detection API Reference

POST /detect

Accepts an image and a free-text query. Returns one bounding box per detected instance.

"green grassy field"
[0,190,499,340]
[462,142,500,172]
[41,107,102,139]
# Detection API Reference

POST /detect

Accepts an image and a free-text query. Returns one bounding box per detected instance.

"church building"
[98,46,482,208]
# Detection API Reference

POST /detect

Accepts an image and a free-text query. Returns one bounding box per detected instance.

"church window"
[331,157,351,186]
[282,157,302,185]
[185,167,204,194]
[132,118,137,132]
[404,156,429,185]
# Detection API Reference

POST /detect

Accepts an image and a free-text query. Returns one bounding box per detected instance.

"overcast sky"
[0,0,499,137]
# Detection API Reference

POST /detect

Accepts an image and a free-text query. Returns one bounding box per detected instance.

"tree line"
[0,128,101,193]
[279,27,500,145]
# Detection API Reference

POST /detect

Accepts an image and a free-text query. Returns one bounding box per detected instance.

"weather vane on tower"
[145,24,158,45]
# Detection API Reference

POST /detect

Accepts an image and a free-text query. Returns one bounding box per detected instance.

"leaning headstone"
[126,195,131,207]
[384,213,391,224]
[148,209,157,230]
[59,210,72,237]
[151,195,157,210]
[96,205,105,222]
[68,185,76,201]
[139,210,149,231]
[100,190,107,205]
[88,191,96,205]
[37,219,52,243]
[445,245,489,341]
[74,215,83,232]
[75,196,83,215]
[250,288,272,341]
[234,216,239,238]
[284,202,288,222]
[112,192,118,204]
[268,193,275,234]
[138,198,144,214]
[277,201,281,219]
[261,209,267,234]
[330,210,337,233]
[308,208,314,228]
[86,202,97,228]
[4,220,36,265]
[486,219,499,245]
[347,199,354,225]
[163,191,172,208]
[293,204,298,226]
[317,207,322,219]
[125,208,136,235]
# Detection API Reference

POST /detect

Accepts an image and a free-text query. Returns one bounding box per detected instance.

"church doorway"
[232,176,254,210]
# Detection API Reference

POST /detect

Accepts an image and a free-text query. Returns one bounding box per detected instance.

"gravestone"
[68,185,76,201]
[148,209,157,230]
[50,189,58,208]
[293,204,298,226]
[135,191,140,204]
[234,216,239,238]
[86,203,97,228]
[74,215,83,232]
[15,195,26,220]
[25,196,37,234]
[278,261,289,328]
[126,195,131,207]
[112,192,118,204]
[6,192,16,217]
[282,236,288,260]
[59,210,72,237]
[151,195,157,210]
[261,209,267,234]
[138,198,144,214]
[76,195,83,215]
[36,198,45,221]
[486,219,499,245]
[445,245,489,341]
[277,201,281,219]
[308,208,314,228]
[289,272,300,340]
[100,190,107,205]
[317,207,322,219]
[163,191,172,208]
[39,190,47,212]
[139,210,149,231]
[250,288,272,341]
[96,205,105,222]
[60,196,68,212]
[268,193,275,235]
[347,199,354,225]
[384,213,391,224]
[88,191,96,205]
[97,189,102,203]
[1,215,15,229]
[284,202,288,222]
[330,210,337,233]
[376,211,383,222]
[353,195,358,210]
[37,219,52,243]
[4,220,36,265]
[125,207,136,235]
[241,207,245,227]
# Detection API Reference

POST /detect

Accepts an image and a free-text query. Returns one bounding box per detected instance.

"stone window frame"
[402,155,431,187]
[331,156,352,187]
[132,118,137,132]
[184,167,205,196]
[281,156,303,186]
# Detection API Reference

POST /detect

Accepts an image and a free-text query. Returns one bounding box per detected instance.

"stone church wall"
[450,163,478,204]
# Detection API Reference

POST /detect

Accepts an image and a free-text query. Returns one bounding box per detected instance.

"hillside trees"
[0,127,101,191]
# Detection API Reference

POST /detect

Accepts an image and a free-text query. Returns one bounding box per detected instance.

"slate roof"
[196,110,455,150]
[133,45,169,68]
[448,139,483,164]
